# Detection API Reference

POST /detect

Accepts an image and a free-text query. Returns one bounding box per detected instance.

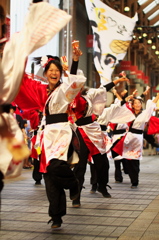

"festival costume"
[108,98,133,182]
[94,100,134,185]
[71,82,117,204]
[97,100,135,153]
[0,1,69,184]
[113,99,156,186]
[38,74,86,224]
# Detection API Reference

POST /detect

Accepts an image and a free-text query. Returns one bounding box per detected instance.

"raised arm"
[103,77,130,91]
[153,93,159,103]
[70,49,82,74]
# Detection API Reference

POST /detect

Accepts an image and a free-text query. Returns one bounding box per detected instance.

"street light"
[124,6,130,12]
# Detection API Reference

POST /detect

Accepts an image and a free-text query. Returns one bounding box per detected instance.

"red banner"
[130,65,138,75]
[136,70,143,80]
[86,34,93,48]
[120,61,131,70]
[143,75,149,84]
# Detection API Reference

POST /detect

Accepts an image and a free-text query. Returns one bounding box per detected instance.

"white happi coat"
[121,100,156,160]
[42,74,86,167]
[112,122,129,160]
[98,101,135,153]
[0,113,25,177]
[77,86,107,155]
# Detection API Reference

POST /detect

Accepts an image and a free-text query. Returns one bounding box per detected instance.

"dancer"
[70,76,130,207]
[29,55,86,228]
[0,1,67,191]
[112,87,150,183]
[113,93,159,188]
[89,88,135,192]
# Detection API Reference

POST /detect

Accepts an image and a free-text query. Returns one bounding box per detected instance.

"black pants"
[73,128,109,200]
[32,158,43,182]
[43,159,78,221]
[90,163,97,185]
[114,158,128,182]
[126,160,140,186]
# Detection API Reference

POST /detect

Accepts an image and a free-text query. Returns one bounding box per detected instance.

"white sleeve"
[86,86,107,115]
[0,2,72,104]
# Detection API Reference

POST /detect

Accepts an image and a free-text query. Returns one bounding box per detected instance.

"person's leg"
[114,160,123,182]
[93,153,111,198]
[90,163,98,193]
[32,158,42,185]
[47,159,79,196]
[121,158,129,174]
[43,173,66,228]
[72,128,89,206]
[127,160,140,188]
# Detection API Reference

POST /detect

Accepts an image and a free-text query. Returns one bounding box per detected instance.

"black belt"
[76,116,94,126]
[100,125,107,131]
[113,129,126,135]
[0,104,11,113]
[129,128,143,134]
[46,113,68,125]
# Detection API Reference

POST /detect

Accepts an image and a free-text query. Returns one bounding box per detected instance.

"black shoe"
[35,181,41,185]
[48,218,62,229]
[131,185,138,189]
[115,180,123,183]
[72,199,81,208]
[97,187,111,198]
[90,183,97,194]
[70,180,79,200]
[51,222,62,228]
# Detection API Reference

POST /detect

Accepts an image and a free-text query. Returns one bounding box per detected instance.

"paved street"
[1,152,159,240]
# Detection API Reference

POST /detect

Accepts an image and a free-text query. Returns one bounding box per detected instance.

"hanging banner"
[85,0,138,84]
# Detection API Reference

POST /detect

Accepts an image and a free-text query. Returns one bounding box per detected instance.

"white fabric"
[0,113,24,176]
[97,101,135,153]
[79,121,107,155]
[77,87,108,155]
[43,74,86,164]
[97,101,135,125]
[83,86,107,116]
[122,100,156,160]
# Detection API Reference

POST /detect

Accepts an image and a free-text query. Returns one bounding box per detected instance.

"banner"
[85,0,138,84]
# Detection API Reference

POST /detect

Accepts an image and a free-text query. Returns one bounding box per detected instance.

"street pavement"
[1,151,159,240]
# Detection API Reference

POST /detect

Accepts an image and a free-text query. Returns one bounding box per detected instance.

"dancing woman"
[33,56,86,228]
[113,94,159,188]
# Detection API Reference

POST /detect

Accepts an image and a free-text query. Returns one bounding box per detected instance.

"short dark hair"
[43,59,63,77]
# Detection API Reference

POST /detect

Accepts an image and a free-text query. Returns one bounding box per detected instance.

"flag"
[85,0,138,85]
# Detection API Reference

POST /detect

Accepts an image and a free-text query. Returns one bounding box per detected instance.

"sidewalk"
[1,154,159,240]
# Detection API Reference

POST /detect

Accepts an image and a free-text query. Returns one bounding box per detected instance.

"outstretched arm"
[103,77,130,91]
